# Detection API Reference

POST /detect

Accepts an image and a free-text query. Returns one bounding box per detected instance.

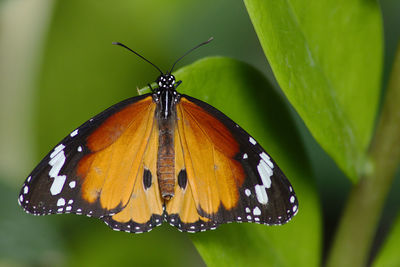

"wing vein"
[179,103,222,220]
[176,104,202,218]
[125,105,157,210]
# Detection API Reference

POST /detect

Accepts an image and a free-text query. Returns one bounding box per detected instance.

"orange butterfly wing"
[19,95,165,233]
[102,116,165,233]
[165,95,298,232]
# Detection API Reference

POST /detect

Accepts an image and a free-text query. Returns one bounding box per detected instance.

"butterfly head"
[157,74,176,90]
[113,37,213,92]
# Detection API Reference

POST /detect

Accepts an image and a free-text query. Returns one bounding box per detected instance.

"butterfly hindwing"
[18,94,163,230]
[164,95,298,232]
[101,117,165,233]
[164,119,217,232]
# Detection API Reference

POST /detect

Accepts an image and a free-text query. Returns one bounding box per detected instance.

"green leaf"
[174,57,321,267]
[244,0,383,181]
[372,213,400,267]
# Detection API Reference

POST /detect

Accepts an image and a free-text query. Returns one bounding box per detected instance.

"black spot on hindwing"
[178,169,187,190]
[143,169,152,190]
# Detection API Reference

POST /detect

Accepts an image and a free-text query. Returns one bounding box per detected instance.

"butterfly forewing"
[18,94,156,220]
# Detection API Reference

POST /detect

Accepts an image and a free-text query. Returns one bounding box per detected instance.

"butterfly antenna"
[112,42,163,74]
[169,37,214,73]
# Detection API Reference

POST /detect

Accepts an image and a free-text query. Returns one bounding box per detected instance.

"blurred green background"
[0,0,399,266]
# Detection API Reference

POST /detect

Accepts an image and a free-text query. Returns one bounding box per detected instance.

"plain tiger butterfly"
[18,37,298,233]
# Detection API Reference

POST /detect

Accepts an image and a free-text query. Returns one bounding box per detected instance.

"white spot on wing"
[260,152,274,168]
[244,189,251,196]
[57,198,65,206]
[77,146,82,152]
[50,144,65,159]
[257,160,272,188]
[69,181,76,188]
[290,196,295,203]
[253,207,261,216]
[243,153,248,159]
[293,205,298,213]
[70,129,79,137]
[27,176,31,182]
[254,184,268,204]
[249,137,256,145]
[48,145,67,195]
[23,186,29,194]
[50,173,66,195]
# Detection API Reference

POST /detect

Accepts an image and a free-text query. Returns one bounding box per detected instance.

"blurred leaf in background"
[0,178,64,266]
[373,214,400,267]
[244,0,383,182]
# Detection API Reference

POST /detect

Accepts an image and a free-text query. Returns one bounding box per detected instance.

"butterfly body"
[154,74,180,199]
[18,41,298,233]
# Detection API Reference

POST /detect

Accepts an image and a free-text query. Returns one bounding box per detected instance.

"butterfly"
[18,37,298,233]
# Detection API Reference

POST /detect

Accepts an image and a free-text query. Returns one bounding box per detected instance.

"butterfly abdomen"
[156,100,176,200]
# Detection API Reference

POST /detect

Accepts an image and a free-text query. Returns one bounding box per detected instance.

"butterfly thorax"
[153,74,181,119]
[153,74,181,200]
